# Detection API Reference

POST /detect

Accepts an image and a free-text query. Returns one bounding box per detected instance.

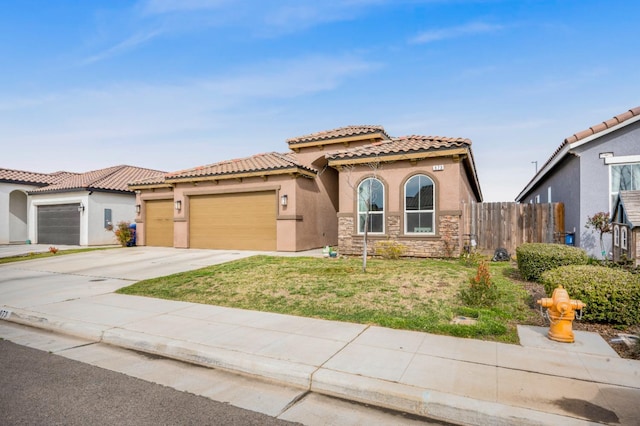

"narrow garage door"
[189,192,276,251]
[37,204,80,245]
[145,199,174,247]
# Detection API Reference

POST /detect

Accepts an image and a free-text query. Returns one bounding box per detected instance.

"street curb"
[101,328,315,389]
[310,368,597,426]
[0,310,611,426]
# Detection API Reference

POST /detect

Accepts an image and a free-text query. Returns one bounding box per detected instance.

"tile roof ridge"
[0,166,69,176]
[564,106,640,144]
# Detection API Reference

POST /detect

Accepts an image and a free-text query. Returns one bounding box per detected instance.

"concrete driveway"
[0,246,264,309]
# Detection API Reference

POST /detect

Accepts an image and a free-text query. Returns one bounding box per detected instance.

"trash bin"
[564,232,575,246]
[126,223,137,247]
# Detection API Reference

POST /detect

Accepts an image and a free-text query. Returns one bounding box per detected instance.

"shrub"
[460,261,499,307]
[541,265,640,325]
[48,246,58,254]
[114,221,133,247]
[374,240,406,260]
[516,243,588,282]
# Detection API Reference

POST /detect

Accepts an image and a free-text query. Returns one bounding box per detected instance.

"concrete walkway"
[1,247,639,425]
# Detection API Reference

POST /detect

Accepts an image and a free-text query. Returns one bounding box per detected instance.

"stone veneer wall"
[338,213,461,258]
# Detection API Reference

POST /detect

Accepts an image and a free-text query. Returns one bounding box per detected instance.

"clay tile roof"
[165,152,316,180]
[326,135,471,160]
[286,125,390,145]
[564,106,640,144]
[29,165,166,194]
[0,168,77,186]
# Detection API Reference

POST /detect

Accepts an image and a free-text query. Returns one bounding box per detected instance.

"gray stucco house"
[516,106,640,258]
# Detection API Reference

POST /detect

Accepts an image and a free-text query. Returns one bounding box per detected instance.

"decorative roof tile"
[564,106,640,144]
[326,135,471,160]
[0,168,77,186]
[165,152,316,180]
[287,125,390,145]
[29,165,166,194]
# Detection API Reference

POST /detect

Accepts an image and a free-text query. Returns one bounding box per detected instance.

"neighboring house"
[130,125,483,257]
[0,165,165,246]
[612,190,640,267]
[0,169,76,244]
[516,106,640,258]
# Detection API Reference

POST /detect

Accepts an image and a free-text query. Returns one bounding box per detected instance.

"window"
[358,178,384,233]
[614,225,620,247]
[547,187,552,203]
[621,227,628,250]
[611,163,640,207]
[404,174,435,234]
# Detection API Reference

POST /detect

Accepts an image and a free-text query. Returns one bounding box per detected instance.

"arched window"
[621,227,628,250]
[405,174,435,234]
[357,178,384,234]
[613,225,620,247]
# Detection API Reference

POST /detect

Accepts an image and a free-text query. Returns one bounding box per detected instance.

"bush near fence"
[516,243,589,282]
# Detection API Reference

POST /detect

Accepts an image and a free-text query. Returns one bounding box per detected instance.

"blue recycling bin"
[564,232,575,246]
[126,223,137,247]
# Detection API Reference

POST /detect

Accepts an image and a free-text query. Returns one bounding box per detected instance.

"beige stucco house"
[129,125,483,257]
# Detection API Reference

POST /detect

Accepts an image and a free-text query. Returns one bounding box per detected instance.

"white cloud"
[81,29,163,65]
[410,21,505,44]
[0,54,378,172]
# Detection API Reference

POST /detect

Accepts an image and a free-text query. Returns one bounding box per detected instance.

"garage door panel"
[189,192,276,251]
[37,204,80,245]
[145,199,174,247]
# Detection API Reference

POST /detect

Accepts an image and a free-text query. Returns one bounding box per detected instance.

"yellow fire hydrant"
[536,285,585,343]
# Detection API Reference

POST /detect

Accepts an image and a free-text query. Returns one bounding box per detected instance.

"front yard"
[117,255,537,344]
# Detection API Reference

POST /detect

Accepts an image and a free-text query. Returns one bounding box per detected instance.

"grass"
[0,247,117,265]
[117,255,537,343]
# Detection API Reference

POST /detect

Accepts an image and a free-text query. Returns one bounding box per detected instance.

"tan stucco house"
[129,125,483,257]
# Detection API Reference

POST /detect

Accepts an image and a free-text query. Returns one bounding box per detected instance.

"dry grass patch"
[118,255,534,342]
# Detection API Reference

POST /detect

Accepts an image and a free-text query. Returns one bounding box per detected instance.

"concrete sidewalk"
[1,248,639,425]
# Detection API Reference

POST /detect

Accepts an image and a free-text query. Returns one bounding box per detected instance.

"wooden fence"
[461,202,565,255]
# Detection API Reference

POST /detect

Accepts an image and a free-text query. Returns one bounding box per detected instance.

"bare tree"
[342,158,382,272]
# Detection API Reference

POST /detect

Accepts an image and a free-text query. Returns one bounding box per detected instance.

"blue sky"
[1,0,639,201]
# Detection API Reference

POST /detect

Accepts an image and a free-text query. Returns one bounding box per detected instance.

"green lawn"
[117,255,537,343]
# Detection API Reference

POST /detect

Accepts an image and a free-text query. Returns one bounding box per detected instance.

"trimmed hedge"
[516,243,588,282]
[541,265,640,325]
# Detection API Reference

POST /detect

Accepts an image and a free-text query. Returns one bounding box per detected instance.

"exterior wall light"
[135,204,141,214]
[78,203,85,212]
[175,200,182,211]
[280,195,288,206]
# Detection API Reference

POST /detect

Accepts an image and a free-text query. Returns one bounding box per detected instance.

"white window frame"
[404,174,436,235]
[621,227,628,250]
[609,161,640,211]
[357,177,385,234]
[614,225,620,247]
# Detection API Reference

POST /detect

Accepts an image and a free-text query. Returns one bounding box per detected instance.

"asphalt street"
[0,339,298,426]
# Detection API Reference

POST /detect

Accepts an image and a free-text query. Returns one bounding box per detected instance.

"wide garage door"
[189,191,276,251]
[37,204,80,245]
[145,199,174,247]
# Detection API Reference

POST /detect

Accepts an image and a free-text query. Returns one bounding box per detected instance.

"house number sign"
[433,165,444,171]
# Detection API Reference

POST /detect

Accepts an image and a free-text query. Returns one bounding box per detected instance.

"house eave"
[327,147,468,167]
[165,167,316,184]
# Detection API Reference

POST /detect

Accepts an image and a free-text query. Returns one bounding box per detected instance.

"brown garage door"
[145,199,174,247]
[189,192,276,250]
